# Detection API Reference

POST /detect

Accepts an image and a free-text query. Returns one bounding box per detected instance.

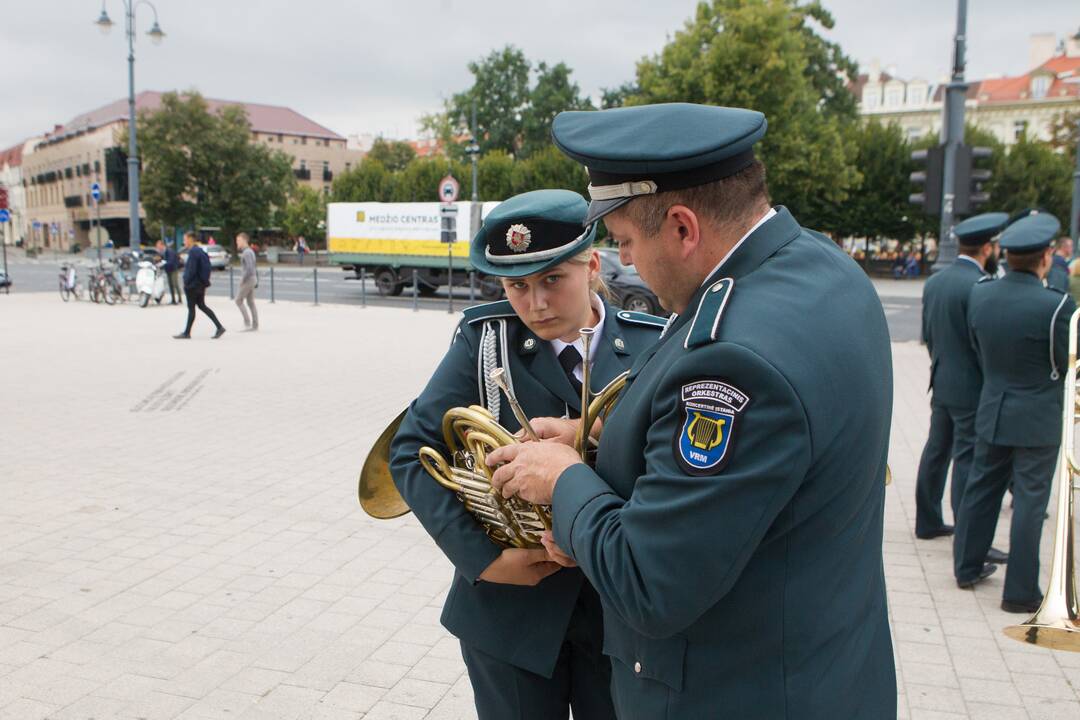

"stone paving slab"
[0,293,1077,719]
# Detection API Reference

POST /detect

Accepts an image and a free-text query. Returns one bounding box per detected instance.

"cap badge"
[506,224,532,253]
[523,338,537,350]
[614,338,626,350]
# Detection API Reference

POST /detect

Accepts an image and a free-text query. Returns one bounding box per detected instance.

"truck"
[327,201,504,299]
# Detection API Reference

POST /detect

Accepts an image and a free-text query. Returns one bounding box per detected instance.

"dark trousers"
[167,270,181,303]
[954,441,1057,604]
[460,585,615,720]
[915,403,976,534]
[183,285,223,334]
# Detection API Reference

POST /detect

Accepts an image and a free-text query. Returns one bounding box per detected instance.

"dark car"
[0,269,11,290]
[598,248,665,316]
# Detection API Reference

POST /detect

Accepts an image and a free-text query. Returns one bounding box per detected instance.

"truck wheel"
[478,275,503,301]
[375,268,402,297]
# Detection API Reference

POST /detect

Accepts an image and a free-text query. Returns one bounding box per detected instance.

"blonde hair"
[566,247,611,300]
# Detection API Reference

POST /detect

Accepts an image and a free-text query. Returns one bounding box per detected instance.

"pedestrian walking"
[294,235,308,265]
[159,240,180,304]
[954,212,1074,613]
[174,231,225,340]
[235,232,258,331]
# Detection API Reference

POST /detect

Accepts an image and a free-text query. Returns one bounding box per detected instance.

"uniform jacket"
[182,246,211,290]
[922,257,987,409]
[1047,254,1069,293]
[551,208,896,719]
[389,299,664,677]
[968,270,1074,447]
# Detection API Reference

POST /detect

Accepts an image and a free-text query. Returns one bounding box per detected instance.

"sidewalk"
[0,294,1077,719]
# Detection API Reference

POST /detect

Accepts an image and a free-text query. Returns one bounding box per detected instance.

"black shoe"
[957,563,997,589]
[1001,598,1041,614]
[986,547,1008,564]
[173,333,190,339]
[916,525,954,539]
[212,327,226,339]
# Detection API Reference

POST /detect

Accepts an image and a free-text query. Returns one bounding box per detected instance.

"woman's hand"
[478,548,562,586]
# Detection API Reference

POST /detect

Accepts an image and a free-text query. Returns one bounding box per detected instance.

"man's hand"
[514,416,579,445]
[487,441,583,505]
[540,531,577,568]
[478,548,562,586]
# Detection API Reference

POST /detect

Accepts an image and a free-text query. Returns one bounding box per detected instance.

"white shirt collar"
[700,207,778,287]
[957,254,983,271]
[550,294,606,381]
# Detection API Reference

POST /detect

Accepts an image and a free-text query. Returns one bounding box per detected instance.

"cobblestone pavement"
[1,294,1078,719]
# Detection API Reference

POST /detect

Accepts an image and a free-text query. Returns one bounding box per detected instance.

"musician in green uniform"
[915,213,1007,545]
[388,189,664,719]
[488,103,896,719]
[954,212,1074,613]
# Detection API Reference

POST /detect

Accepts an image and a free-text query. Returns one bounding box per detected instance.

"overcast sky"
[1,1,1075,150]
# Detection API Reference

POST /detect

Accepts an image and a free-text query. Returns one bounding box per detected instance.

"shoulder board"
[463,300,516,325]
[612,309,667,329]
[684,277,734,350]
[1046,283,1065,294]
[976,275,994,284]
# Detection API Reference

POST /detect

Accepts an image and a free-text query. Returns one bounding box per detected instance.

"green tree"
[600,82,640,109]
[796,1,860,119]
[519,62,594,158]
[282,185,327,246]
[331,159,396,202]
[627,0,862,230]
[130,91,295,246]
[366,138,417,172]
[510,146,589,197]
[478,151,515,200]
[988,135,1073,222]
[451,46,532,156]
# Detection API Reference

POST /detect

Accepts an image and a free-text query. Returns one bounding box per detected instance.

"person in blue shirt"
[389,189,664,720]
[174,231,224,339]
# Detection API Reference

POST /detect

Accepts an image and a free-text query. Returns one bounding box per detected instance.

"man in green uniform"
[1047,235,1072,293]
[915,213,1007,546]
[954,212,1074,613]
[488,103,896,719]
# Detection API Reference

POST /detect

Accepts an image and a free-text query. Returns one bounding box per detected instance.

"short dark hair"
[183,231,197,242]
[957,241,986,256]
[611,160,770,237]
[1055,236,1073,251]
[1006,247,1048,273]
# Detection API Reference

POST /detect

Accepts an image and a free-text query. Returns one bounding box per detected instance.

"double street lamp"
[95,1,165,251]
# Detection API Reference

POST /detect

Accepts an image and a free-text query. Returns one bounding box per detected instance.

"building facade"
[20,91,364,251]
[0,138,39,247]
[853,33,1080,146]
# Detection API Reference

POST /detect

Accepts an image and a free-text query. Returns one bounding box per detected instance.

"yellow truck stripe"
[329,237,471,257]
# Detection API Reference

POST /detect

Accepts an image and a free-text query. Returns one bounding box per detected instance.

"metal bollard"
[469,271,476,302]
[229,265,234,299]
[270,266,275,303]
[360,266,366,308]
[313,266,319,306]
[412,269,419,312]
[447,273,454,315]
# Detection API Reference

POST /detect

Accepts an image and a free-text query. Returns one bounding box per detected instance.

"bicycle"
[58,264,82,302]
[87,266,106,304]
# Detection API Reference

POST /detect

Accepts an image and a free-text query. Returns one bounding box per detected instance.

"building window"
[906,127,924,142]
[885,87,904,108]
[301,136,307,145]
[1013,120,1029,141]
[278,133,284,142]
[1031,75,1051,100]
[863,88,881,110]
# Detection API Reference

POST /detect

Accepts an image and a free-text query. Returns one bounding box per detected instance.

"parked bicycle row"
[58,256,169,307]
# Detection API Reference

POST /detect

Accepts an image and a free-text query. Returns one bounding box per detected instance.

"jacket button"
[634,661,642,674]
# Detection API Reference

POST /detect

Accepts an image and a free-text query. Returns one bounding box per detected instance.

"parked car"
[179,244,231,270]
[0,269,11,290]
[598,248,665,316]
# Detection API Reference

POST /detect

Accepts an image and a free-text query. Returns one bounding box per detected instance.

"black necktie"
[557,345,584,414]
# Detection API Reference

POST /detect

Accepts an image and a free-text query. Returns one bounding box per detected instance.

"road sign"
[440,205,458,243]
[32,220,41,229]
[0,209,9,223]
[90,182,102,202]
[438,175,460,204]
[0,186,8,210]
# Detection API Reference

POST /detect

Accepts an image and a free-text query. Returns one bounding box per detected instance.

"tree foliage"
[130,91,295,245]
[626,0,861,229]
[282,185,327,245]
[988,134,1074,222]
[365,138,417,172]
[451,46,532,156]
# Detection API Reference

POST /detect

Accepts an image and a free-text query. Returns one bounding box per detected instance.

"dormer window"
[1031,74,1051,99]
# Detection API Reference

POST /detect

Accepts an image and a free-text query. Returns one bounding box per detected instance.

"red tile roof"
[0,142,23,168]
[47,90,344,141]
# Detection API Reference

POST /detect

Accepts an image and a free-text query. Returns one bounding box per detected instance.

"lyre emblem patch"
[674,379,750,475]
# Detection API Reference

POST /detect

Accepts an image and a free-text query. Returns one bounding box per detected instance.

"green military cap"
[470,189,597,278]
[998,211,1061,253]
[953,212,1009,244]
[551,103,768,224]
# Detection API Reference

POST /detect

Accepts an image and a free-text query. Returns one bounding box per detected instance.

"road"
[1,257,927,342]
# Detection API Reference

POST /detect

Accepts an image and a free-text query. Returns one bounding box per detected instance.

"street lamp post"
[95,1,165,252]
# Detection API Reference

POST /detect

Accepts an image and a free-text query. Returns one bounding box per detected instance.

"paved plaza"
[1,293,1079,719]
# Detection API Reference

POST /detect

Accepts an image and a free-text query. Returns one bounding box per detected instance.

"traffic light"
[954,144,993,216]
[0,186,8,210]
[440,207,457,243]
[909,145,945,216]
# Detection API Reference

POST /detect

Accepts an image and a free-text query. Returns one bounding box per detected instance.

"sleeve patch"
[673,379,750,475]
